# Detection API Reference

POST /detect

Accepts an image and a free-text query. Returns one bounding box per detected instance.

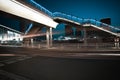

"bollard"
[38,44,41,48]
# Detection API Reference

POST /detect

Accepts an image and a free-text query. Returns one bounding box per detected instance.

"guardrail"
[53,12,83,24]
[23,41,116,49]
[52,42,116,49]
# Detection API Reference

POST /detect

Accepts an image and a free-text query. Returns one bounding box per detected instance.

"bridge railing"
[53,12,120,33]
[25,0,53,17]
[53,12,83,24]
[90,19,120,33]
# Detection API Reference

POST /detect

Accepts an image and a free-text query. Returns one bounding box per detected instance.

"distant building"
[100,18,111,25]
[0,24,23,45]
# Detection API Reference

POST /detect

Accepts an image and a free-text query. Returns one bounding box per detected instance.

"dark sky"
[35,0,120,27]
[0,0,120,31]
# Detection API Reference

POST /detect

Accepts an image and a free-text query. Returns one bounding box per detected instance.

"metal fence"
[21,41,118,49]
[52,42,116,49]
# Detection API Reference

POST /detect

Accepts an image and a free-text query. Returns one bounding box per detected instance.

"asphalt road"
[1,56,120,80]
[0,46,120,59]
[0,46,120,80]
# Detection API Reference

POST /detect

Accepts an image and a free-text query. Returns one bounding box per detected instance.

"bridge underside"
[0,11,53,48]
[54,18,118,44]
[0,0,58,28]
[0,0,59,48]
[54,17,119,37]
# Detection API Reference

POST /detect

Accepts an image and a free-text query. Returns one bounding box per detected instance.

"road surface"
[0,46,120,80]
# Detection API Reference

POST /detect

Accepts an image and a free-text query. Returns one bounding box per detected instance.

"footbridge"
[0,0,58,28]
[53,12,120,37]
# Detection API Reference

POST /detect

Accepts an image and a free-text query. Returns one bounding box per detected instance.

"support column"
[49,28,52,47]
[46,28,50,48]
[83,28,87,47]
[46,27,53,48]
[114,37,119,49]
[31,38,33,48]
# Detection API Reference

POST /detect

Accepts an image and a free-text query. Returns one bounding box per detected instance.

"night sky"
[35,0,120,27]
[0,0,120,31]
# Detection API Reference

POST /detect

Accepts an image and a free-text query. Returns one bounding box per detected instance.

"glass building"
[0,24,23,45]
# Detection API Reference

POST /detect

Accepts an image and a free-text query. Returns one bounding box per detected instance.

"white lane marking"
[68,53,120,57]
[0,54,16,56]
[87,53,120,56]
[4,56,33,64]
[0,56,33,66]
[0,54,26,56]
[0,70,30,80]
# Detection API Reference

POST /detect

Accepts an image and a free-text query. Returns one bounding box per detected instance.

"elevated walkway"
[0,0,58,28]
[53,12,120,37]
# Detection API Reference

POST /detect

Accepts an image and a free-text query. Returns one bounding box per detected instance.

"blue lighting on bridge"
[26,0,53,17]
[53,12,120,32]
[8,0,120,33]
[25,0,120,33]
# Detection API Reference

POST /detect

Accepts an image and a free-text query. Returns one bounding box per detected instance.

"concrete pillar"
[114,37,119,48]
[49,28,52,47]
[46,28,50,48]
[31,38,33,47]
[46,27,53,48]
[83,28,87,46]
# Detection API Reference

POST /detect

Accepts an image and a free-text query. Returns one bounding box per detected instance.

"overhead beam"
[0,0,58,28]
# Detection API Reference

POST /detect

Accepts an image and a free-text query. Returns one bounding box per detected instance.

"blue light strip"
[28,0,53,17]
[25,23,33,34]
